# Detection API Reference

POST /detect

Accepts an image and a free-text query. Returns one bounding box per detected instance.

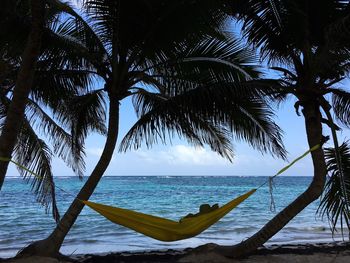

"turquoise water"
[0,176,344,258]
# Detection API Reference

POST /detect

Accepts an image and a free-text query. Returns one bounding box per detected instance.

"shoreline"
[3,241,350,263]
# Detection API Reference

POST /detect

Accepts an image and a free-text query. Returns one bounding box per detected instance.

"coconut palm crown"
[212,0,350,257]
[0,0,107,221]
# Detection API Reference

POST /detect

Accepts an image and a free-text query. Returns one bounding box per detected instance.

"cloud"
[86,147,104,157]
[136,145,230,166]
[85,144,314,176]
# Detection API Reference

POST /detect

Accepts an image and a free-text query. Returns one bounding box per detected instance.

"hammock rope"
[0,157,76,199]
[0,143,321,241]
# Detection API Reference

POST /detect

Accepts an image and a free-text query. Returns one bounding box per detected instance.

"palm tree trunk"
[18,97,120,257]
[206,101,327,258]
[0,0,45,189]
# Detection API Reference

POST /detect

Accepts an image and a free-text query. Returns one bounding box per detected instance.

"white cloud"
[136,145,230,166]
[86,147,104,157]
[84,144,314,176]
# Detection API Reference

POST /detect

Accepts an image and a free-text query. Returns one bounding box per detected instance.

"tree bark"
[18,97,120,257]
[198,101,327,258]
[0,0,45,189]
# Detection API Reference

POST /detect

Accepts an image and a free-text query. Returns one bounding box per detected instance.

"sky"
[55,99,349,177]
[6,95,349,177]
[5,1,350,178]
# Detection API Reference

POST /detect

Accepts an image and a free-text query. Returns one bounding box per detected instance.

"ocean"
[0,176,345,258]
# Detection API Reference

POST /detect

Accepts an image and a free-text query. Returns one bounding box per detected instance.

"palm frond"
[13,118,60,223]
[121,82,286,160]
[317,141,350,237]
[45,16,110,75]
[230,0,291,63]
[54,90,107,170]
[332,89,350,128]
[83,0,230,55]
[26,99,86,178]
[124,44,286,159]
[31,67,96,109]
[231,0,350,65]
[40,24,95,73]
[0,96,59,221]
[228,96,286,159]
[138,36,259,85]
[325,10,350,52]
[48,0,110,62]
[131,36,263,106]
[120,90,234,161]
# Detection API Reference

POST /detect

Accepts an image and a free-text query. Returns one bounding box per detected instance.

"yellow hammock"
[80,144,320,242]
[0,144,320,242]
[81,189,256,241]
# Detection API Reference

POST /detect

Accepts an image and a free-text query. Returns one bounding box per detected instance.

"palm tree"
[205,0,350,257]
[0,0,46,189]
[318,141,350,237]
[0,0,106,220]
[18,0,286,257]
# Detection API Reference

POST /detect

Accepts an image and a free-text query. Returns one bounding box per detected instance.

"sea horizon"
[4,174,315,178]
[0,176,346,258]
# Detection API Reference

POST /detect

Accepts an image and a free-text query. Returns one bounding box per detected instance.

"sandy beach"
[2,242,350,263]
